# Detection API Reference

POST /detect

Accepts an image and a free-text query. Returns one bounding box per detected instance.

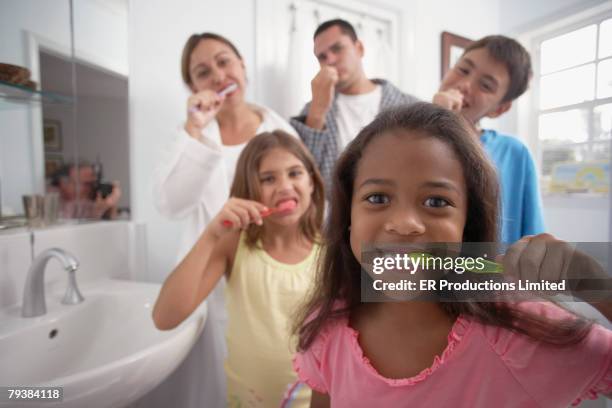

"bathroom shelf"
[0,216,28,231]
[0,79,73,108]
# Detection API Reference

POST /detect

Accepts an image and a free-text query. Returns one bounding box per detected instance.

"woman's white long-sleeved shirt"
[154,104,298,262]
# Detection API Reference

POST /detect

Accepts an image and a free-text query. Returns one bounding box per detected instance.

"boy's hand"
[185,90,225,138]
[208,198,268,239]
[433,89,464,112]
[306,66,338,129]
[433,89,481,137]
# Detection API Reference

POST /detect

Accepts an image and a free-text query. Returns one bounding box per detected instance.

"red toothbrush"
[222,200,297,227]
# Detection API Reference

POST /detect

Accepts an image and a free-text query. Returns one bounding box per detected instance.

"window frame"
[527,9,612,191]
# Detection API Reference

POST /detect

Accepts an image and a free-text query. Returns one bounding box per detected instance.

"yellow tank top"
[225,233,318,408]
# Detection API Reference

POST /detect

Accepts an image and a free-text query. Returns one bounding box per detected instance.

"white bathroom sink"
[0,279,206,408]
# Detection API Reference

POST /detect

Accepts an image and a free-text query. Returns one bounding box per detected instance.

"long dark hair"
[294,102,591,350]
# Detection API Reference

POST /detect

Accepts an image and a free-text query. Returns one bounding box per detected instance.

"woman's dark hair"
[180,32,242,89]
[294,102,591,351]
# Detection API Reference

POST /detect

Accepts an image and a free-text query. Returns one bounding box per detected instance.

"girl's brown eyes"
[365,193,389,205]
[424,197,451,208]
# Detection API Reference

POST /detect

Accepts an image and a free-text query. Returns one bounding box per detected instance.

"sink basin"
[0,279,206,408]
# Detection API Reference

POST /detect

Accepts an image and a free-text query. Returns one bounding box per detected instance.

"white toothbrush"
[189,83,238,113]
[217,82,238,97]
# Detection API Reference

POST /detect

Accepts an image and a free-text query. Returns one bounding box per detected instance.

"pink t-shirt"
[293,303,612,407]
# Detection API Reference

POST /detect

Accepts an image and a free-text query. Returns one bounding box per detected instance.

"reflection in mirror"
[0,0,130,229]
[40,52,130,221]
[0,0,73,227]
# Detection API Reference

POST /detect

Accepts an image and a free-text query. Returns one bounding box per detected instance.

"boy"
[433,35,544,243]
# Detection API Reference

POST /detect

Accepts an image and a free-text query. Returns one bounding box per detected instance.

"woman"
[152,33,297,407]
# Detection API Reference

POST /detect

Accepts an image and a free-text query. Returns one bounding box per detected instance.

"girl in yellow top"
[153,130,325,407]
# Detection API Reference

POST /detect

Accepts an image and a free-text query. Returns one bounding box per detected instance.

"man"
[433,35,545,243]
[50,162,121,219]
[291,19,418,187]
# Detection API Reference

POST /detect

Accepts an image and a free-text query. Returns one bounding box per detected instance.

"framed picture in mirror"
[43,119,62,152]
[441,31,473,79]
[45,155,63,178]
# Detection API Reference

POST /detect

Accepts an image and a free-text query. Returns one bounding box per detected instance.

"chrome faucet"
[22,248,84,318]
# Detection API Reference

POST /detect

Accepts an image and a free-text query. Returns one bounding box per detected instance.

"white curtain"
[360,19,394,82]
[286,3,320,117]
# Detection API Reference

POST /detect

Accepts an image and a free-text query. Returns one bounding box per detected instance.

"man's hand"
[93,181,121,219]
[306,66,338,130]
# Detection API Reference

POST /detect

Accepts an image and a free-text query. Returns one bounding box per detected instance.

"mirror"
[0,0,129,227]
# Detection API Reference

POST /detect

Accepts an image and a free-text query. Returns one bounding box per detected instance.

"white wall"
[500,0,611,34]
[409,0,500,100]
[543,195,609,241]
[129,0,257,282]
[74,0,129,76]
[0,108,37,216]
[0,0,72,214]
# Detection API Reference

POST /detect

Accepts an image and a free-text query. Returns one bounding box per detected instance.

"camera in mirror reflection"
[48,160,121,220]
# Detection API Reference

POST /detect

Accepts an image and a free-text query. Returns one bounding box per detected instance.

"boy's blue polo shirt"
[480,129,546,243]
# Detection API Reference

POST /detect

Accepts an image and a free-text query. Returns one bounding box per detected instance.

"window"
[535,17,612,190]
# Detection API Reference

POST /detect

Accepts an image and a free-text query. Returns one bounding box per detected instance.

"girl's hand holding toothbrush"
[208,198,268,239]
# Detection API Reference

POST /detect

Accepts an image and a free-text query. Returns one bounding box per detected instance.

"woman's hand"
[207,198,268,239]
[185,90,225,138]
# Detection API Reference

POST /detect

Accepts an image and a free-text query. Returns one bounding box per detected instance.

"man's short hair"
[463,35,532,103]
[313,18,358,42]
[49,160,93,186]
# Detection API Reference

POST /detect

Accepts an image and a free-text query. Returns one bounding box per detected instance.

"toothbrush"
[189,83,238,113]
[222,200,297,228]
[217,82,238,97]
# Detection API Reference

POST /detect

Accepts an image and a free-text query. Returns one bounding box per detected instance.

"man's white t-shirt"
[335,85,382,150]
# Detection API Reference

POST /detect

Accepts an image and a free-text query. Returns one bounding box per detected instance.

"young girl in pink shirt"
[291,103,612,407]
